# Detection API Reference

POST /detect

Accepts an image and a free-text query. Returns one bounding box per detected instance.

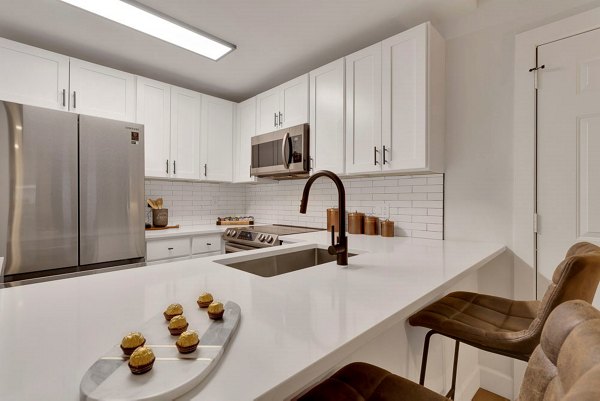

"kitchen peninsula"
[0,232,504,401]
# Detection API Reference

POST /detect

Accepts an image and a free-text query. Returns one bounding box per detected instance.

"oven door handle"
[281,132,291,169]
[225,243,256,253]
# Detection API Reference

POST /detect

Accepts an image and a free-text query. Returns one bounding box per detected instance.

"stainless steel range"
[222,225,322,253]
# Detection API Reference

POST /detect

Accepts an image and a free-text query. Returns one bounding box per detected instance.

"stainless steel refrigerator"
[0,101,145,281]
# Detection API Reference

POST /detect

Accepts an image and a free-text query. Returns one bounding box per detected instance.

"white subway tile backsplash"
[145,173,444,239]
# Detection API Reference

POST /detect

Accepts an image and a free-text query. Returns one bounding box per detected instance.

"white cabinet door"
[256,87,280,134]
[69,58,136,121]
[310,59,345,174]
[234,97,257,182]
[136,77,171,178]
[202,94,233,182]
[170,86,201,180]
[345,43,382,174]
[382,24,427,172]
[0,38,69,110]
[280,74,309,129]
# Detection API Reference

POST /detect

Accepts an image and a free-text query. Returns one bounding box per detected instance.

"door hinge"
[533,213,539,234]
[529,65,545,90]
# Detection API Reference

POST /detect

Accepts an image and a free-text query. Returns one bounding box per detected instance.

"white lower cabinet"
[146,237,191,261]
[146,234,223,262]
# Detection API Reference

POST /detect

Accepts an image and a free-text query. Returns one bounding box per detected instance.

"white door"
[69,58,136,121]
[382,24,427,172]
[234,97,256,182]
[202,94,233,182]
[345,42,382,174]
[310,59,345,173]
[280,74,309,129]
[170,86,201,180]
[256,87,280,134]
[0,38,69,110]
[136,77,171,178]
[537,28,600,306]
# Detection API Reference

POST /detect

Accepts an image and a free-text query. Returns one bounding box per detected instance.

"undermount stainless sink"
[218,247,357,277]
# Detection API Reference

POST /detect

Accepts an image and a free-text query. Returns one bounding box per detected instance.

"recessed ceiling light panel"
[59,0,235,61]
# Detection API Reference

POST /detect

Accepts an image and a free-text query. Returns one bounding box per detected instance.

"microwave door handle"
[281,132,290,169]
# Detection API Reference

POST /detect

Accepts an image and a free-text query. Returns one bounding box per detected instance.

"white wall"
[438,0,600,398]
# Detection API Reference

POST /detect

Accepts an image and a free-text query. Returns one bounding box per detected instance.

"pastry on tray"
[120,331,146,356]
[163,303,183,321]
[168,314,189,335]
[176,330,200,354]
[207,301,225,320]
[128,346,155,375]
[197,292,214,308]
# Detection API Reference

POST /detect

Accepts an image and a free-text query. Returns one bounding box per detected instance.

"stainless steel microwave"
[251,124,309,178]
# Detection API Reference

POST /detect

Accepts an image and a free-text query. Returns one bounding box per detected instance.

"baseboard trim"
[480,366,513,400]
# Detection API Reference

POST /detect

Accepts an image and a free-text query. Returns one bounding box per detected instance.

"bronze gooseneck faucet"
[299,170,348,266]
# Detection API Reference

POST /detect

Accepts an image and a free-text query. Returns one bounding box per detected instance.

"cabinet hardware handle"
[166,159,169,174]
[309,157,313,171]
[274,112,278,128]
[374,147,379,165]
[207,243,212,246]
[204,163,207,177]
[383,145,388,165]
[168,247,174,250]
[173,160,176,174]
[73,91,77,109]
[279,112,283,127]
[62,89,66,107]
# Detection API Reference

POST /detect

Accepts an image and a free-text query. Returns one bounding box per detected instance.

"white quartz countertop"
[145,224,254,239]
[0,232,505,401]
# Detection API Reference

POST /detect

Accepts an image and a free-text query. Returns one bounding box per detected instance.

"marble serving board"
[80,301,241,401]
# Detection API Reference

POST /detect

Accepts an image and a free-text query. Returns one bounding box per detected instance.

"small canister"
[381,219,395,237]
[364,215,379,235]
[348,211,365,234]
[152,208,169,227]
[327,208,339,232]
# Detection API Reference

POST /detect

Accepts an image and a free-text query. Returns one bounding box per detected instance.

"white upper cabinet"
[0,38,69,110]
[256,74,309,134]
[170,86,201,180]
[345,22,445,175]
[310,58,345,174]
[382,22,444,173]
[233,97,257,183]
[136,77,171,178]
[69,58,136,121]
[201,94,234,182]
[345,43,382,174]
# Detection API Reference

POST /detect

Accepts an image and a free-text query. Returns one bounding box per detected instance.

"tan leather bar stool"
[407,242,600,399]
[296,300,600,401]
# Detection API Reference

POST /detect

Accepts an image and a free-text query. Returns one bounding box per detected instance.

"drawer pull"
[206,243,212,246]
[168,247,174,250]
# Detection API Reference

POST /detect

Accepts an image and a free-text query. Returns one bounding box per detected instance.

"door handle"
[279,112,283,127]
[168,247,174,251]
[73,91,77,109]
[204,163,207,177]
[282,132,290,169]
[166,159,169,174]
[274,113,278,128]
[173,160,176,174]
[62,89,66,107]
[383,145,388,165]
[374,146,379,165]
[207,243,212,246]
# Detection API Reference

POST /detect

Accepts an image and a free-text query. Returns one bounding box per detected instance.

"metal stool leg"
[445,340,460,400]
[419,330,436,385]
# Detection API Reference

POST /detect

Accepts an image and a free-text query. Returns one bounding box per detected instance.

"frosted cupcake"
[120,331,146,356]
[197,292,214,308]
[207,301,224,320]
[163,303,183,321]
[168,314,189,335]
[176,330,200,354]
[128,346,155,375]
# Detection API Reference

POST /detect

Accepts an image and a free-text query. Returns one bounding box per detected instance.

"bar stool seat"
[409,291,540,360]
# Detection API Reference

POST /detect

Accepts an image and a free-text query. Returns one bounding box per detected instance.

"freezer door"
[79,115,145,265]
[0,102,79,276]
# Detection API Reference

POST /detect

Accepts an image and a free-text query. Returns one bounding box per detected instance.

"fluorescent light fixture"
[59,0,235,60]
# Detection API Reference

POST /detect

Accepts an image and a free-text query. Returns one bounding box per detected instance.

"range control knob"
[259,234,265,242]
[230,230,237,237]
[267,236,274,244]
[226,229,232,236]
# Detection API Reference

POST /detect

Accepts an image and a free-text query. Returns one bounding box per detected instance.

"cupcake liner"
[176,340,200,354]
[208,310,224,320]
[128,359,155,375]
[168,323,189,336]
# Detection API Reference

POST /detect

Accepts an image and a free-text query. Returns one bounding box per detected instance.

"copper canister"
[327,208,339,232]
[381,219,395,237]
[348,211,365,234]
[364,216,379,235]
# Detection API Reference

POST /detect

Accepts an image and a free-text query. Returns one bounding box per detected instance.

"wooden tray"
[145,225,180,231]
[80,301,241,401]
[216,220,253,226]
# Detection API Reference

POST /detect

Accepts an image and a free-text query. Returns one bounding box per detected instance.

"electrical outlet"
[382,205,389,219]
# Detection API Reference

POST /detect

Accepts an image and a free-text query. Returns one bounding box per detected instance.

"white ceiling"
[0,0,478,102]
